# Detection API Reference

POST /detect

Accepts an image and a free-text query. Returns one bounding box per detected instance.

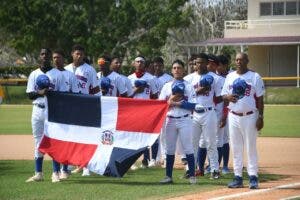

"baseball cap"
[208,54,219,65]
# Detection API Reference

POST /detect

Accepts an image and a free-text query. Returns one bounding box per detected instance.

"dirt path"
[0,136,299,199]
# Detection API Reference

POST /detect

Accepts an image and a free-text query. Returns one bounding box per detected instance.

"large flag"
[39,91,168,177]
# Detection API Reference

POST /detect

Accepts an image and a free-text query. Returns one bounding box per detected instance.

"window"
[286,1,297,15]
[273,2,284,15]
[260,2,272,16]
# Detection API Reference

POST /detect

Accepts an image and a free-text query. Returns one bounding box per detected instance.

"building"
[180,0,300,86]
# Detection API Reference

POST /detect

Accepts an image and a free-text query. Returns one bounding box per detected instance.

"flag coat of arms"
[39,91,168,177]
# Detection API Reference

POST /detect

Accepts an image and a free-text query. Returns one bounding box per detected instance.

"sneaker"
[180,170,190,179]
[222,166,230,174]
[82,168,90,176]
[181,158,188,165]
[148,159,156,167]
[228,176,243,188]
[210,170,220,179]
[160,176,173,184]
[51,172,60,183]
[26,172,43,182]
[189,176,197,184]
[59,171,69,180]
[249,176,259,189]
[195,169,204,177]
[204,165,211,174]
[71,166,82,174]
[130,164,138,170]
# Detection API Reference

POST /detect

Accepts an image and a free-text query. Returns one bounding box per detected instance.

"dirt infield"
[0,136,299,199]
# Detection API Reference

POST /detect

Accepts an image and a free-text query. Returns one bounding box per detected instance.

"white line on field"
[280,195,300,200]
[208,182,300,200]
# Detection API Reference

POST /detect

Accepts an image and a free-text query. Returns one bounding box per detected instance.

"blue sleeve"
[179,100,196,110]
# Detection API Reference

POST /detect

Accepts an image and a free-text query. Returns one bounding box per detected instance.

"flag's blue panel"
[47,91,101,127]
[103,147,148,177]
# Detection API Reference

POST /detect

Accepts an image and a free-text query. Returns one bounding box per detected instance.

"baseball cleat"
[195,169,204,177]
[181,158,188,165]
[148,159,157,167]
[26,172,43,182]
[204,165,211,174]
[59,171,69,180]
[160,176,173,184]
[210,170,220,179]
[189,176,197,184]
[71,167,82,174]
[249,175,259,189]
[222,166,230,174]
[82,168,91,176]
[51,172,60,183]
[228,176,243,188]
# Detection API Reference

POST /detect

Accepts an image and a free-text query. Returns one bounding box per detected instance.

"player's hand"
[256,117,264,131]
[101,89,108,96]
[195,86,208,95]
[219,116,227,128]
[37,88,48,96]
[134,86,145,94]
[226,94,238,103]
[168,94,183,107]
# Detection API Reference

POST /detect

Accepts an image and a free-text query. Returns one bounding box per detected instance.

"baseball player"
[65,44,99,176]
[26,48,68,183]
[222,53,264,189]
[52,49,79,180]
[96,55,127,97]
[128,56,158,169]
[217,55,231,174]
[159,59,196,184]
[110,57,133,96]
[184,53,222,179]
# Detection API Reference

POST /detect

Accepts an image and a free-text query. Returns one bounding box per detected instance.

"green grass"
[264,87,300,104]
[0,160,282,200]
[0,105,32,134]
[1,85,31,104]
[261,105,300,137]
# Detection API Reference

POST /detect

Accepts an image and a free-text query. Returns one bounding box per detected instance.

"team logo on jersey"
[101,130,114,145]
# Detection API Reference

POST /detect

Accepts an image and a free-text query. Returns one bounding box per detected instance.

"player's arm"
[256,95,264,131]
[116,76,128,97]
[149,78,158,99]
[27,92,44,100]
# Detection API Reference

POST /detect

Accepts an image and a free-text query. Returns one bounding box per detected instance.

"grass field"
[0,104,299,137]
[0,160,282,200]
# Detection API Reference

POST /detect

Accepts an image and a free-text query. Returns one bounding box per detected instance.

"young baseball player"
[26,48,68,183]
[97,55,127,97]
[110,57,133,97]
[184,53,222,179]
[159,59,196,184]
[65,44,99,176]
[222,53,265,189]
[128,56,159,169]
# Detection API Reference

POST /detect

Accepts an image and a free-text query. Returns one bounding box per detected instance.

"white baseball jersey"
[120,74,133,97]
[128,72,158,99]
[65,63,98,95]
[221,70,265,113]
[26,68,68,105]
[184,71,222,107]
[61,70,79,93]
[155,73,173,92]
[97,71,127,97]
[159,80,196,117]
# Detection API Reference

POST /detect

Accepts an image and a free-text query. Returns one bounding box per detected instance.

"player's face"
[111,59,121,71]
[39,49,51,67]
[235,53,248,70]
[194,58,207,73]
[207,62,217,72]
[172,63,184,79]
[53,53,64,68]
[72,50,84,65]
[153,62,163,75]
[217,63,227,75]
[134,60,145,71]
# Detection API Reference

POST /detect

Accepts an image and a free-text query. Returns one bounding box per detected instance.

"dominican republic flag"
[39,91,168,177]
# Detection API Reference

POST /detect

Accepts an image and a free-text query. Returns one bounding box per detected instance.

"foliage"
[0,66,37,78]
[0,0,189,63]
[0,160,281,200]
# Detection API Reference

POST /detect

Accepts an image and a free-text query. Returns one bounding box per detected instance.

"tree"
[0,0,189,63]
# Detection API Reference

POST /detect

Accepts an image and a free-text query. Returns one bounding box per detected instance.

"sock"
[197,147,207,172]
[186,154,195,177]
[151,139,159,160]
[35,157,44,172]
[143,149,150,164]
[218,147,223,165]
[166,154,175,178]
[62,164,69,172]
[223,143,230,167]
[52,160,60,173]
